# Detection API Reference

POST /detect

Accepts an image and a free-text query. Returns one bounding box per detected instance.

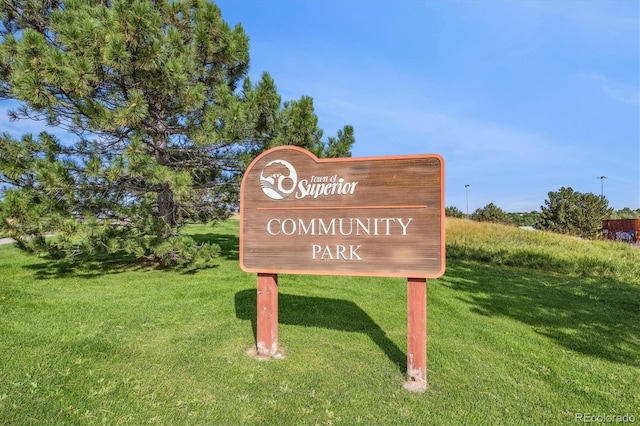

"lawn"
[0,219,638,424]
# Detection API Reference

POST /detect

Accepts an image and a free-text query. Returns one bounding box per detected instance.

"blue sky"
[1,1,638,212]
[216,0,639,212]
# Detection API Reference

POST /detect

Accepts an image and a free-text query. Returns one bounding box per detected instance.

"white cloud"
[578,73,640,106]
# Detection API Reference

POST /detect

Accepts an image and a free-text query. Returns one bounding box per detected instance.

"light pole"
[465,184,470,215]
[597,176,607,198]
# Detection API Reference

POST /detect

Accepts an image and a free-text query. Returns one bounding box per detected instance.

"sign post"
[240,146,444,391]
[256,273,279,358]
[406,277,427,390]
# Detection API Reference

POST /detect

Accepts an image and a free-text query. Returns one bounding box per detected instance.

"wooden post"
[256,273,279,357]
[405,277,427,391]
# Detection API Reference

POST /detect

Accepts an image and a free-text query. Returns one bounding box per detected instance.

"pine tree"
[470,202,512,225]
[445,206,465,218]
[535,187,612,239]
[0,0,355,266]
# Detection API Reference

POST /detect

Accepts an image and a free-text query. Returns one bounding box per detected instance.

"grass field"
[1,218,638,424]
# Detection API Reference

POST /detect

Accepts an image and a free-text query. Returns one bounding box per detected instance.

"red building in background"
[602,218,640,243]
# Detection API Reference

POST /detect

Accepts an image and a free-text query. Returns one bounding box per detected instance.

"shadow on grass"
[22,231,240,280]
[22,254,145,280]
[443,259,640,367]
[190,232,239,261]
[234,289,406,373]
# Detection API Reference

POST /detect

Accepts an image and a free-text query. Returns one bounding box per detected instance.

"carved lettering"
[311,244,363,261]
[266,217,413,237]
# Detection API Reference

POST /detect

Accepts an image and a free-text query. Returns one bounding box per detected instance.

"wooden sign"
[240,146,445,278]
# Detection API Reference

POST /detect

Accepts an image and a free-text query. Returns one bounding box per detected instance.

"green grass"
[447,218,640,283]
[1,219,639,424]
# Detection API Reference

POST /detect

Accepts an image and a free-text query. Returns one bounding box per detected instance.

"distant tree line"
[608,207,640,219]
[445,204,519,225]
[446,186,638,240]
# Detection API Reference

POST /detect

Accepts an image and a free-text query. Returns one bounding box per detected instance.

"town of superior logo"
[259,159,297,200]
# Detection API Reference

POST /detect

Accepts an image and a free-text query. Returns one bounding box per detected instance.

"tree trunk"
[157,183,177,235]
[154,129,177,236]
